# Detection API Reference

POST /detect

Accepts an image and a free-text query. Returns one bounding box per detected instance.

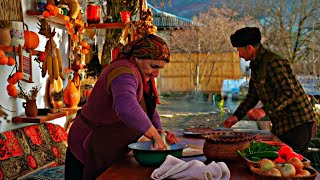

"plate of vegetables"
[238,141,311,168]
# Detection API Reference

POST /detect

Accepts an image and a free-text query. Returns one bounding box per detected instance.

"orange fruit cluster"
[6,72,23,97]
[81,41,90,55]
[42,4,59,18]
[0,50,16,66]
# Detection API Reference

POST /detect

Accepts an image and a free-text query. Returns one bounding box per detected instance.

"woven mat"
[0,0,23,21]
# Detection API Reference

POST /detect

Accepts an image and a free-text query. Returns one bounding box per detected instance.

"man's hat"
[230,27,261,47]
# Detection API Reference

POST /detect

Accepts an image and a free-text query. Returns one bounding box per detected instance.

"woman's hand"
[150,138,165,150]
[145,126,165,150]
[164,131,179,145]
[247,108,266,121]
[157,129,179,145]
[223,116,238,128]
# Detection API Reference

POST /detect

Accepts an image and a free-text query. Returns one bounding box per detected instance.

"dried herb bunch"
[17,86,41,101]
[0,20,12,29]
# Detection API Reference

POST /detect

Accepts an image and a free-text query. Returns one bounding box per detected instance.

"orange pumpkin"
[24,30,39,50]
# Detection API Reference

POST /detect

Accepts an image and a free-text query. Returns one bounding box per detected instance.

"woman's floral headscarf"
[116,34,170,105]
[117,34,170,62]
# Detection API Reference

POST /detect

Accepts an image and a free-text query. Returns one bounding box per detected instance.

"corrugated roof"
[147,3,194,29]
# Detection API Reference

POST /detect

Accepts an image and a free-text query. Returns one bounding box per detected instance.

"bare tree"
[223,0,320,73]
[169,7,257,93]
[220,0,320,94]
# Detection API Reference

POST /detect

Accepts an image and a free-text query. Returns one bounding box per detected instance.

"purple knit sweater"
[68,61,162,164]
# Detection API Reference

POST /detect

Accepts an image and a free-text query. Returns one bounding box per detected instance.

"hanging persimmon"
[0,50,4,58]
[67,29,75,35]
[7,57,15,66]
[7,75,18,84]
[7,86,18,97]
[73,34,79,44]
[81,41,90,49]
[6,84,16,92]
[65,22,73,30]
[0,56,8,65]
[81,48,89,55]
[14,71,24,80]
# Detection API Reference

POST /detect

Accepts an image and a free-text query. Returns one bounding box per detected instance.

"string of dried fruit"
[134,8,157,39]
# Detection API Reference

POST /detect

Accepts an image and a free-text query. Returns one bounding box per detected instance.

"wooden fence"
[157,51,243,93]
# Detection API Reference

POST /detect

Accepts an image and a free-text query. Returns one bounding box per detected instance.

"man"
[224,27,316,155]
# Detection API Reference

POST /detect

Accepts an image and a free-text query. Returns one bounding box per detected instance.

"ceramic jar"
[10,21,26,47]
[22,100,38,117]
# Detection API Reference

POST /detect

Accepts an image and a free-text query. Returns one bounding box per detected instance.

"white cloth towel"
[151,155,230,180]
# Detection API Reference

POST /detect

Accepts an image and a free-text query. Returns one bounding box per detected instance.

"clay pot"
[22,100,38,117]
[0,28,11,46]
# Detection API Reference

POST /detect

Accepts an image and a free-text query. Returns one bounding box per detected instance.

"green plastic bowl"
[128,141,188,166]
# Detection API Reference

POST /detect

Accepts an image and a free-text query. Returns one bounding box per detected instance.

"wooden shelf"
[86,22,125,29]
[12,107,79,123]
[61,107,80,115]
[26,10,84,28]
[0,45,42,55]
[12,111,68,123]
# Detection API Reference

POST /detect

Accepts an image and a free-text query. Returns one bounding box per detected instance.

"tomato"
[278,145,293,159]
[286,152,303,161]
[274,156,286,163]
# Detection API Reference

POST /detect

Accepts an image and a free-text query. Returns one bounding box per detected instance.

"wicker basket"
[202,131,254,161]
[252,167,318,180]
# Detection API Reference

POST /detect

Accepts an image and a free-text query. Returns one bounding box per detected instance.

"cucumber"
[250,156,261,162]
[248,151,278,160]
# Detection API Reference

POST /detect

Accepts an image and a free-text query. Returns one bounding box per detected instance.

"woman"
[65,34,179,180]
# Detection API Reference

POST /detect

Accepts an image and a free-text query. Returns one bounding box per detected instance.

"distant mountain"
[147,0,215,20]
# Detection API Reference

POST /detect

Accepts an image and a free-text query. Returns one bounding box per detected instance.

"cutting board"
[182,144,203,157]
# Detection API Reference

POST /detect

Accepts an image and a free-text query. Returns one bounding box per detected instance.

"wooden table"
[97,130,275,180]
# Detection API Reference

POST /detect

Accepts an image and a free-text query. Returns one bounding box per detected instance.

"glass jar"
[86,2,101,24]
